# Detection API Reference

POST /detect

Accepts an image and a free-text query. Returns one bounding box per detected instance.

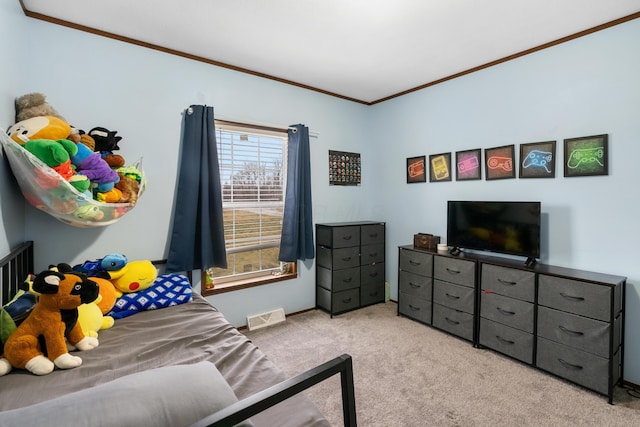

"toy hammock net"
[0,129,145,228]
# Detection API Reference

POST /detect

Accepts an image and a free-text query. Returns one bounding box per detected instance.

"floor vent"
[247,308,286,331]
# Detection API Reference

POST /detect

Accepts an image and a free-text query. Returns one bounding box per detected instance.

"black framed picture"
[329,150,361,185]
[520,141,556,178]
[485,144,515,180]
[455,149,482,181]
[563,134,608,177]
[406,156,426,183]
[429,152,452,182]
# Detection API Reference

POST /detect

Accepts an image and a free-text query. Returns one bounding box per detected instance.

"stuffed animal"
[0,266,99,376]
[14,93,65,123]
[73,204,105,221]
[107,260,158,296]
[70,142,120,193]
[88,126,122,153]
[77,278,117,338]
[23,139,78,182]
[96,187,123,203]
[114,173,140,204]
[7,116,71,145]
[72,253,128,277]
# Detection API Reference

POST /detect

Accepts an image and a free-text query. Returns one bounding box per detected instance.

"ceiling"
[20,0,640,105]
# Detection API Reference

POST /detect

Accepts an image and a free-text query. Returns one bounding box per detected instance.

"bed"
[0,241,357,427]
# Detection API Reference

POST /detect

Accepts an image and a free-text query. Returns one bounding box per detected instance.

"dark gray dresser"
[316,221,385,316]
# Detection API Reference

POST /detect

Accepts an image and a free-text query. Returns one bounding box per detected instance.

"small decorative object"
[414,233,441,250]
[329,150,361,186]
[563,134,608,177]
[406,155,426,183]
[455,149,482,181]
[485,144,515,180]
[520,141,556,178]
[429,152,452,182]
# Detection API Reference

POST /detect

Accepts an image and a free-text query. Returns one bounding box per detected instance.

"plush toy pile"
[3,93,144,223]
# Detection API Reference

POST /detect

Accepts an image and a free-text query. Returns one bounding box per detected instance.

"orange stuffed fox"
[0,266,99,376]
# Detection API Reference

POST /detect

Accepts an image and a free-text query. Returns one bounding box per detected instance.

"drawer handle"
[559,292,585,302]
[369,233,378,238]
[558,358,583,371]
[409,260,421,266]
[343,277,353,283]
[409,282,421,289]
[558,325,584,337]
[408,304,421,312]
[342,235,353,241]
[368,252,378,257]
[342,256,352,262]
[496,335,515,345]
[446,268,461,274]
[445,293,460,300]
[369,291,379,297]
[369,272,378,278]
[444,317,460,325]
[498,278,517,286]
[496,307,516,316]
[342,297,352,303]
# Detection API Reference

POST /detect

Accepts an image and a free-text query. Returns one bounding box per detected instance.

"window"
[202,121,296,294]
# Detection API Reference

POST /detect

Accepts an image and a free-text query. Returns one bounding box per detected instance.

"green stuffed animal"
[23,139,78,181]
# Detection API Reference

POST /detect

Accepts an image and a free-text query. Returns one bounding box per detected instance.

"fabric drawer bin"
[320,246,360,270]
[481,264,535,302]
[316,225,360,248]
[399,271,433,301]
[538,275,611,321]
[361,243,385,265]
[399,292,432,324]
[317,266,360,292]
[361,224,385,245]
[361,263,384,287]
[433,304,473,341]
[317,287,359,314]
[433,280,474,313]
[480,292,534,333]
[434,257,475,287]
[361,281,384,306]
[536,337,610,395]
[399,249,433,277]
[537,306,610,358]
[479,318,534,364]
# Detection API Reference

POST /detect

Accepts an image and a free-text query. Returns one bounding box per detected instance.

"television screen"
[447,201,541,259]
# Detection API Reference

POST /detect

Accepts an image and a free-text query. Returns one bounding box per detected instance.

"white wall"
[370,18,640,382]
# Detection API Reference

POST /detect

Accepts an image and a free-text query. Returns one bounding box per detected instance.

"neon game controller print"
[522,150,553,173]
[487,156,513,171]
[567,147,604,169]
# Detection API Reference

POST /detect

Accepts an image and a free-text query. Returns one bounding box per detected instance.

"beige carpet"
[244,301,640,426]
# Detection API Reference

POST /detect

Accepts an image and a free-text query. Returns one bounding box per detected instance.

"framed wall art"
[329,150,361,186]
[485,144,515,180]
[406,155,426,183]
[455,149,482,181]
[429,152,452,182]
[563,134,608,177]
[520,141,556,178]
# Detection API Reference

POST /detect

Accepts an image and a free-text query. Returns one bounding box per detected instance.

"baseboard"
[623,379,640,390]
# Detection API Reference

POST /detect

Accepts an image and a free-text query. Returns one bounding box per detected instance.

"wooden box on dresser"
[398,246,477,342]
[316,222,385,317]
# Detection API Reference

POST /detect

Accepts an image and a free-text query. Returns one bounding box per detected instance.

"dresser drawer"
[399,292,432,324]
[536,337,611,395]
[434,257,475,287]
[317,287,359,314]
[481,264,535,302]
[361,224,385,245]
[317,266,359,292]
[361,243,384,265]
[361,263,384,287]
[361,281,384,306]
[399,249,433,277]
[317,225,360,248]
[537,306,611,358]
[432,304,474,341]
[538,275,612,321]
[479,318,533,364]
[317,246,360,270]
[480,292,534,333]
[399,271,432,301]
[433,280,474,314]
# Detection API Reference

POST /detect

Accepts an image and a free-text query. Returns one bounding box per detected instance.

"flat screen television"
[447,201,541,263]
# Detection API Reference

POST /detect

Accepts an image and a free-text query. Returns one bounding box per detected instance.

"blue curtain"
[166,105,227,273]
[279,124,314,262]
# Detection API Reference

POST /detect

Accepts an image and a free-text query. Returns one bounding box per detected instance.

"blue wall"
[1,1,639,383]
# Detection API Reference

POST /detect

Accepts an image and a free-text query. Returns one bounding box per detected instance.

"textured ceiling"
[20,0,640,104]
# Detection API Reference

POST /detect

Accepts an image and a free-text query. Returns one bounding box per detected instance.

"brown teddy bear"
[14,92,65,123]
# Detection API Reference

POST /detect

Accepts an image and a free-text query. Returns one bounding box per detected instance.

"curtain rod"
[215,118,319,138]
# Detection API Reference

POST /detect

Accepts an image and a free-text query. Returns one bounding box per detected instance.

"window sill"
[201,266,298,296]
